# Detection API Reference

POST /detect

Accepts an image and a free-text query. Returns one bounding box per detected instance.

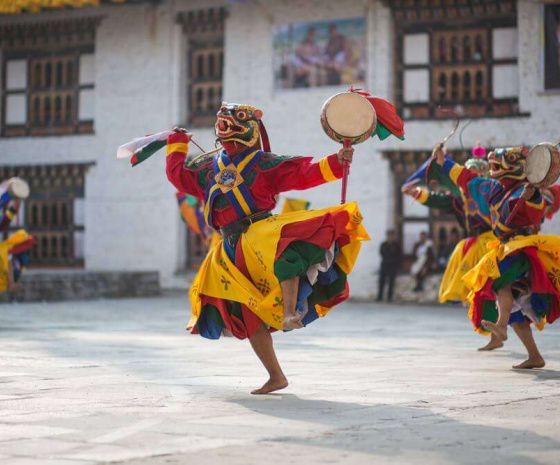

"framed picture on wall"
[544,4,560,90]
[273,17,366,90]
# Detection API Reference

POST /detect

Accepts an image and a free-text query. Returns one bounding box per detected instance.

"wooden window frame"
[393,5,523,120]
[0,18,99,137]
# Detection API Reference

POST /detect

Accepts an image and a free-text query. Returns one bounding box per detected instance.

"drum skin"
[7,177,30,200]
[320,92,377,145]
[527,143,560,189]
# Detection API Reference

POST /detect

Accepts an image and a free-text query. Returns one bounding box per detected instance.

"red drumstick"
[340,139,352,204]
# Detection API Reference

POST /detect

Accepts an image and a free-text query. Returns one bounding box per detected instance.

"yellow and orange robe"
[439,158,560,335]
[0,230,35,293]
[166,131,369,340]
[411,184,495,304]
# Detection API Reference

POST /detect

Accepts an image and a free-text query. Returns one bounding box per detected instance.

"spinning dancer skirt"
[0,229,35,293]
[439,230,495,304]
[188,202,369,340]
[463,235,560,335]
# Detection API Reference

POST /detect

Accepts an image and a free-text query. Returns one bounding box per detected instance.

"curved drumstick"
[438,108,461,147]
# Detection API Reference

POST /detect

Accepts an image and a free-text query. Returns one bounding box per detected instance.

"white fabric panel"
[6,94,27,124]
[6,59,27,90]
[492,28,518,59]
[404,33,430,65]
[492,64,519,98]
[404,69,430,102]
[74,231,85,259]
[79,88,95,121]
[74,198,85,226]
[79,54,95,85]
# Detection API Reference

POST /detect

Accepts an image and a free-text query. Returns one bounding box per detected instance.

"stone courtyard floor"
[1,294,559,465]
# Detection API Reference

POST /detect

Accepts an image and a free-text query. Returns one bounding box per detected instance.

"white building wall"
[0,0,558,296]
[0,4,186,286]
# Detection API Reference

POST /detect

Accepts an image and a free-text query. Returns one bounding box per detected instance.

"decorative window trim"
[0,17,100,137]
[177,8,226,128]
[389,0,521,120]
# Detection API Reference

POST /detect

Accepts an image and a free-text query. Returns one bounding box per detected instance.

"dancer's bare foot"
[283,312,303,330]
[478,337,504,351]
[513,357,546,369]
[251,376,289,395]
[482,320,508,342]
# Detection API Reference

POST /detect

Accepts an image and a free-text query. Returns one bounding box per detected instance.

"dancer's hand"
[432,143,446,166]
[172,126,192,142]
[401,184,420,197]
[337,147,354,165]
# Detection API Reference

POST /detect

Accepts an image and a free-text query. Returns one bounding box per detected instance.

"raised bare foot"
[251,376,289,395]
[513,357,546,369]
[478,339,504,351]
[482,320,508,342]
[283,312,303,330]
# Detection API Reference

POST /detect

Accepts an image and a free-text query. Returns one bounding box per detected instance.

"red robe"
[165,132,344,228]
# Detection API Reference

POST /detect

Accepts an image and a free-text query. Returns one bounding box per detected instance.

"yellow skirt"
[463,234,560,335]
[0,229,35,293]
[188,202,369,334]
[439,231,496,304]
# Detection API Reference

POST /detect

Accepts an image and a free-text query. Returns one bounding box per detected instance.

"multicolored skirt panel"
[0,229,36,293]
[439,230,495,304]
[188,202,369,340]
[463,235,560,335]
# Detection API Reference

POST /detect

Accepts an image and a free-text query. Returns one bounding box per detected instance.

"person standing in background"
[411,231,434,292]
[377,230,401,302]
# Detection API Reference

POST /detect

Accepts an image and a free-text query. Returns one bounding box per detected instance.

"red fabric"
[275,210,350,259]
[470,246,560,330]
[166,137,344,228]
[507,197,546,226]
[546,185,560,219]
[10,237,36,256]
[353,90,405,138]
[319,281,350,309]
[462,236,478,255]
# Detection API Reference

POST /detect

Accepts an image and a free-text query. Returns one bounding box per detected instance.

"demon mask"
[215,102,263,149]
[487,146,529,182]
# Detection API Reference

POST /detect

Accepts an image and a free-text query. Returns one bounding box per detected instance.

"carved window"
[178,8,226,127]
[0,163,91,267]
[393,0,519,120]
[0,17,99,137]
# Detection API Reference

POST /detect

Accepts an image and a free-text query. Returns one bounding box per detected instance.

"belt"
[219,211,272,238]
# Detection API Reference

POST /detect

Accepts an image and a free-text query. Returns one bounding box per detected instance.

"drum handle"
[340,139,352,204]
[505,183,534,225]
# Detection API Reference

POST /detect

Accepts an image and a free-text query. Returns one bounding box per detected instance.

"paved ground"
[1,294,559,465]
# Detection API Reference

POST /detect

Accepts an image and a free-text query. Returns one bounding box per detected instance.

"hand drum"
[320,92,377,204]
[526,143,560,189]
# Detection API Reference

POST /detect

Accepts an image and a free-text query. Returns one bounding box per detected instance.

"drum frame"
[320,92,377,145]
[527,143,560,189]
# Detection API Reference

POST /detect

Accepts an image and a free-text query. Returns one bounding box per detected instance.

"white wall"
[0,0,558,296]
[0,4,185,286]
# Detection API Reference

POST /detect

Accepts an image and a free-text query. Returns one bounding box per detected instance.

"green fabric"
[274,241,327,282]
[259,153,302,171]
[480,300,499,329]
[492,255,530,291]
[308,263,347,306]
[374,122,405,141]
[427,160,462,198]
[131,140,166,167]
[424,192,455,212]
[205,304,226,327]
